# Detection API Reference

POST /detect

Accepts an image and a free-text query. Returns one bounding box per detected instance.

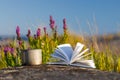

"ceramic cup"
[21,49,42,65]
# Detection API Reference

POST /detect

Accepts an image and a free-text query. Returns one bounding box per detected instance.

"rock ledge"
[0,65,120,80]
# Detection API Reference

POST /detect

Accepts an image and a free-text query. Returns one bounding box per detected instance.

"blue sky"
[0,0,120,35]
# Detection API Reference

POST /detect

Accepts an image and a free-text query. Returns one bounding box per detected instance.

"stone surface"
[0,65,120,80]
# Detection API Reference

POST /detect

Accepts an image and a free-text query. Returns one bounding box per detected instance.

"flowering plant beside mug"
[16,16,68,64]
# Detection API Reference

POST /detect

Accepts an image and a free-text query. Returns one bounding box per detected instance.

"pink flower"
[63,18,67,30]
[37,28,41,37]
[26,29,31,38]
[49,16,55,30]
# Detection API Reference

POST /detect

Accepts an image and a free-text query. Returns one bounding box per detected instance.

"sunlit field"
[0,16,120,73]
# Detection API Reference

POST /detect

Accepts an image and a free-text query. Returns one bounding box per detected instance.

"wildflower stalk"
[49,16,58,49]
[63,18,68,43]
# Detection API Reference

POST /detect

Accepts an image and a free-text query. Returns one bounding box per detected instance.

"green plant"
[15,16,69,64]
[0,40,21,69]
[1,16,120,73]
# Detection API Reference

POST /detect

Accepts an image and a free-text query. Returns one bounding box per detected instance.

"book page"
[75,52,91,61]
[71,49,90,63]
[71,43,84,60]
[57,44,73,62]
[74,48,89,59]
[55,49,67,60]
[70,43,84,63]
[72,60,95,68]
[51,49,68,62]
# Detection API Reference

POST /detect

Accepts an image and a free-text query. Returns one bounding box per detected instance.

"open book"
[48,42,96,68]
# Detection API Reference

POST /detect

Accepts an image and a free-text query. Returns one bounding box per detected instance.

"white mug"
[21,49,42,65]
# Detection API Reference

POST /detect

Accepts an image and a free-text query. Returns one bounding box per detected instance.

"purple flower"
[10,48,14,53]
[43,27,47,34]
[4,45,15,54]
[26,29,31,38]
[63,18,67,30]
[19,40,22,46]
[16,26,21,40]
[49,16,55,30]
[4,46,11,54]
[16,26,20,33]
[37,28,41,37]
[50,16,53,23]
[4,47,8,54]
